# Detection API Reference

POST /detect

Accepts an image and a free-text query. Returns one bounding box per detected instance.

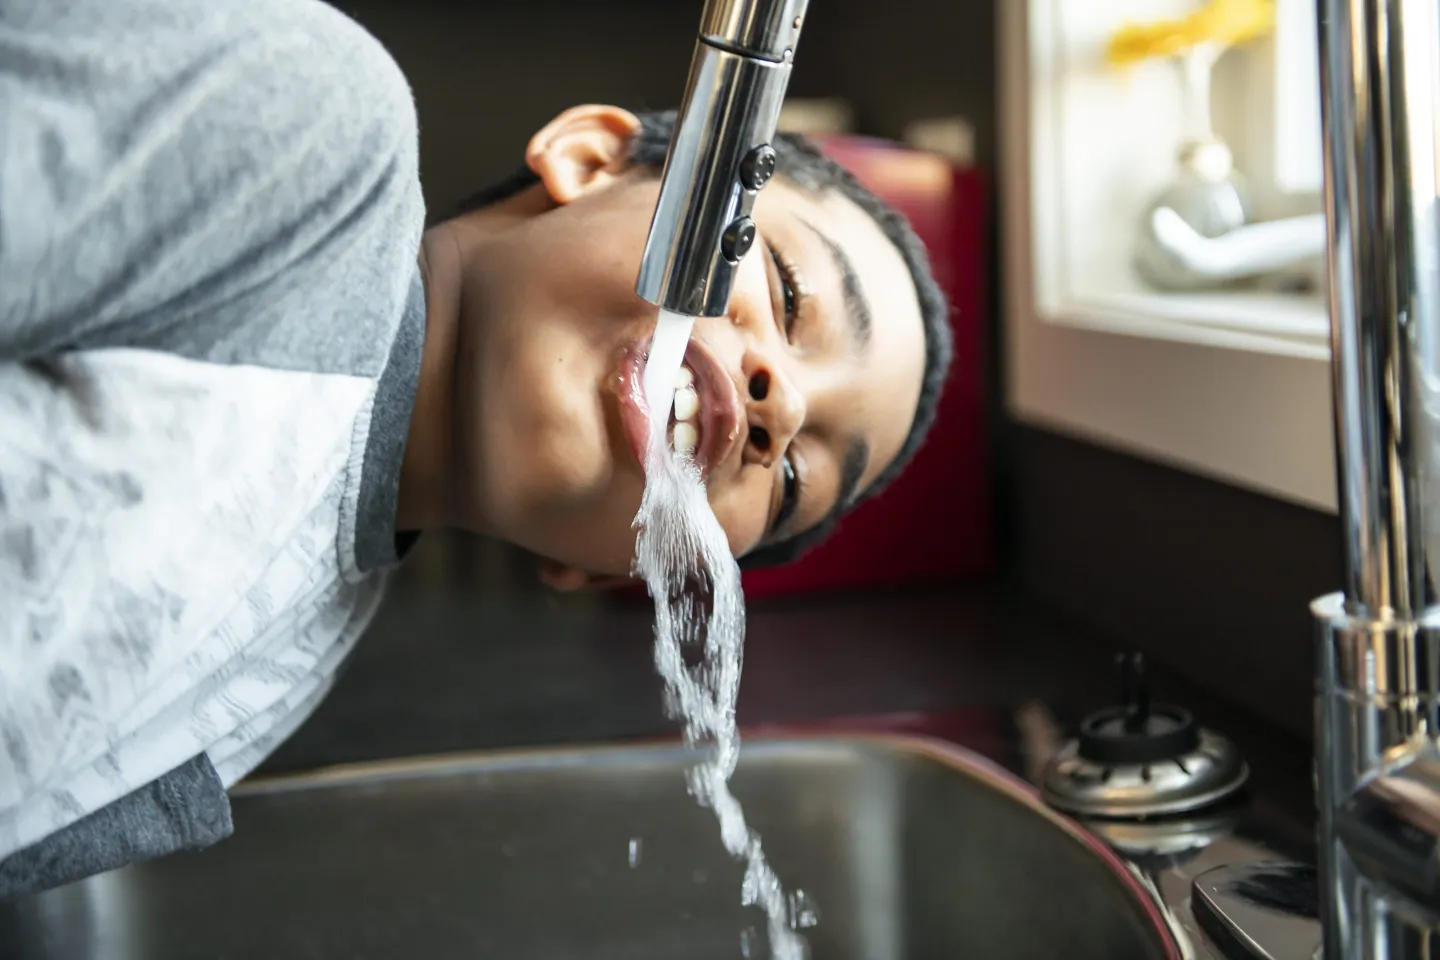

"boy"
[0,0,951,897]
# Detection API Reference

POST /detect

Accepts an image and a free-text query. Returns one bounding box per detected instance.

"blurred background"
[258,0,1330,782]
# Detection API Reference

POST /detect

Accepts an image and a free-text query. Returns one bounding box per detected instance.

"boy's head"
[425,105,951,587]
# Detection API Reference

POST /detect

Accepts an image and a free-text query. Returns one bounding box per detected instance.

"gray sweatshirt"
[0,0,427,897]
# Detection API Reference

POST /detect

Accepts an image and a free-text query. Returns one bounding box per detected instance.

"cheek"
[515,205,653,320]
[475,327,618,517]
[707,472,771,558]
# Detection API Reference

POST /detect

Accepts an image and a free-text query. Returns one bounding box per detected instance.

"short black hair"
[448,110,953,568]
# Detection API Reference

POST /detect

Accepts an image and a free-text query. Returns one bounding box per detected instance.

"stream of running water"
[630,310,812,960]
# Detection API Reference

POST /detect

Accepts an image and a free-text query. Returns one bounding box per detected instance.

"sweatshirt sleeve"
[0,0,420,362]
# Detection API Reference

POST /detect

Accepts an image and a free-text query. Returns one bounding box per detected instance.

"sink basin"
[2,736,1178,959]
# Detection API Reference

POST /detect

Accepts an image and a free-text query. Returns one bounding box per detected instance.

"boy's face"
[445,106,927,586]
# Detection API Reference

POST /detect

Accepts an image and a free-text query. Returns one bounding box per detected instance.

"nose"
[741,351,805,467]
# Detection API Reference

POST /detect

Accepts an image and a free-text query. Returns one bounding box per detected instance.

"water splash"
[632,314,810,960]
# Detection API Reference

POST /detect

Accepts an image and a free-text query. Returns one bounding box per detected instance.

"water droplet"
[741,859,764,905]
[788,889,820,929]
[740,926,757,958]
[628,837,642,868]
[692,868,708,884]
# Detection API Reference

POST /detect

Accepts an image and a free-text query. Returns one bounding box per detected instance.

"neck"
[397,188,552,535]
[396,228,463,532]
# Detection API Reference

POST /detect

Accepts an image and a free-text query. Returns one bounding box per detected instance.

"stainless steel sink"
[1,736,1179,959]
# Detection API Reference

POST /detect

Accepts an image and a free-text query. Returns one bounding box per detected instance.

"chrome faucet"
[1315,0,1440,955]
[635,0,809,319]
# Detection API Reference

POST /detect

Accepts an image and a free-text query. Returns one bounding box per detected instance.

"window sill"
[1043,289,1329,361]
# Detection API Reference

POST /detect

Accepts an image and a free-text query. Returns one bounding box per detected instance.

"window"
[1272,0,1324,194]
[1002,0,1337,512]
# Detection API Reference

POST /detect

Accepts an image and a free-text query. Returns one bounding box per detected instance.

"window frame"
[1000,0,1338,513]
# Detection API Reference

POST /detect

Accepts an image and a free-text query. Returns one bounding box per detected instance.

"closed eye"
[762,239,808,538]
[773,456,799,533]
[769,245,799,336]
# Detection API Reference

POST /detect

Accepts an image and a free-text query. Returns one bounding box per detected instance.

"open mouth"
[616,337,743,480]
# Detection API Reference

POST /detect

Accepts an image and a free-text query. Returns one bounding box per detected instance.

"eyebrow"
[838,436,871,510]
[781,435,870,548]
[798,217,872,348]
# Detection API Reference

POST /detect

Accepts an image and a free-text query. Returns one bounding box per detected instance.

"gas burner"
[1042,652,1249,819]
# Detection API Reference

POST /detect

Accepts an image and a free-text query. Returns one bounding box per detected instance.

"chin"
[549,531,640,581]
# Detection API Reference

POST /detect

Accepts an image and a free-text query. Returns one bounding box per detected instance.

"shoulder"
[235,0,419,152]
[180,0,420,184]
[8,0,419,154]
[0,0,425,371]
[117,0,428,372]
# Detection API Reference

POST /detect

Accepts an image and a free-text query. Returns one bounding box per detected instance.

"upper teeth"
[670,364,699,455]
[672,384,699,421]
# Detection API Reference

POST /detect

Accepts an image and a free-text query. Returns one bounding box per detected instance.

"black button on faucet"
[720,217,757,263]
[740,145,777,191]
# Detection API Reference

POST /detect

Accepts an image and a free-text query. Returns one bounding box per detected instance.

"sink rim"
[232,732,1183,959]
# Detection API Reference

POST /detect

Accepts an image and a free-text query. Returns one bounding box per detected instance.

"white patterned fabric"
[0,0,428,892]
[0,351,384,857]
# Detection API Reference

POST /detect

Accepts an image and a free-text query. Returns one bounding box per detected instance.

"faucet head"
[635,0,810,317]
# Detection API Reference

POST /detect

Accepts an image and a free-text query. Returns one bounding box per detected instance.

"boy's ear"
[537,559,636,592]
[525,105,642,206]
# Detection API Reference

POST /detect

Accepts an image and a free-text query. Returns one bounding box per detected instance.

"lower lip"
[617,338,670,473]
[617,337,717,479]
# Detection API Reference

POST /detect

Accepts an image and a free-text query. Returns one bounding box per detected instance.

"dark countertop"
[3,533,1320,960]
[257,534,1316,857]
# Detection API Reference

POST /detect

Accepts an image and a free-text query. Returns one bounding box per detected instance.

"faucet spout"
[1315,0,1440,954]
[634,0,809,318]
